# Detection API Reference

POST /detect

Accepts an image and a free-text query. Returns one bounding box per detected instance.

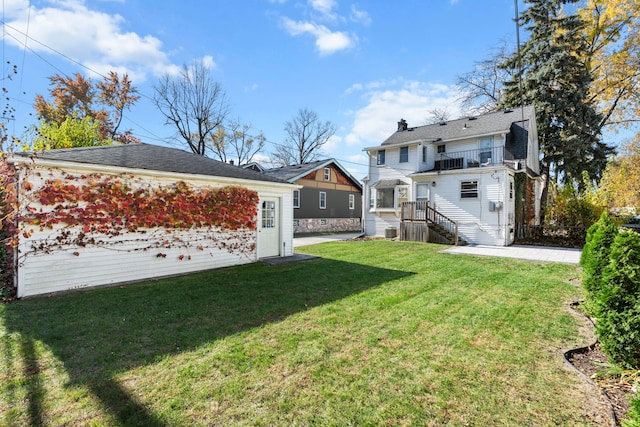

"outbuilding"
[7,143,298,297]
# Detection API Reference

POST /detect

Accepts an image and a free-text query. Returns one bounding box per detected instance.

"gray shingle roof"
[18,143,288,184]
[381,105,534,146]
[262,160,328,181]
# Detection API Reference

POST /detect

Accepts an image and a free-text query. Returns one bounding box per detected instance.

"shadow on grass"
[2,257,412,426]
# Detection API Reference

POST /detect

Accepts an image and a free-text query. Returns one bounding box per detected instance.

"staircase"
[400,202,467,246]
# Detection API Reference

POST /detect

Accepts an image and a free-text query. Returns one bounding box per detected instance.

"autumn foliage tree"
[210,119,266,165]
[597,136,640,209]
[33,72,140,147]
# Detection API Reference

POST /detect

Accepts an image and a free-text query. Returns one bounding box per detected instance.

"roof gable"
[14,144,288,184]
[264,159,362,190]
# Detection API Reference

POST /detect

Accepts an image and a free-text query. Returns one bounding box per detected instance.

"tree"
[579,0,640,129]
[272,108,335,166]
[34,72,140,145]
[455,40,516,114]
[499,0,614,221]
[597,136,640,209]
[31,115,109,150]
[153,60,229,156]
[210,119,266,165]
[425,107,451,124]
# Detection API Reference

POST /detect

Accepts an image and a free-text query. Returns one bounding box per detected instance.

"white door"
[258,197,280,258]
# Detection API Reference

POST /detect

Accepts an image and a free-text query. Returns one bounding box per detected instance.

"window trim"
[437,144,446,154]
[323,167,331,181]
[376,150,386,165]
[319,191,327,209]
[293,189,300,208]
[349,194,355,210]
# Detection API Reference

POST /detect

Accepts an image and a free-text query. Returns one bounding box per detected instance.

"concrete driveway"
[441,244,582,264]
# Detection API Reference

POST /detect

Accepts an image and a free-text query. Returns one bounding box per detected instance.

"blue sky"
[2,0,524,179]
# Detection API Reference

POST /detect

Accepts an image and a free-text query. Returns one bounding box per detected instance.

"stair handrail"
[401,201,459,245]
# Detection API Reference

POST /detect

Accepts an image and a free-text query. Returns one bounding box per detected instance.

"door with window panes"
[258,197,280,258]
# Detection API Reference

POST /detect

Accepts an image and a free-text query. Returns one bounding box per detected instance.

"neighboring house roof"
[376,105,535,147]
[14,143,289,184]
[263,158,362,191]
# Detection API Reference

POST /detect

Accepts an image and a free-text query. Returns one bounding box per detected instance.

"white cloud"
[350,6,371,26]
[309,0,338,17]
[343,81,463,148]
[280,17,355,55]
[2,0,177,83]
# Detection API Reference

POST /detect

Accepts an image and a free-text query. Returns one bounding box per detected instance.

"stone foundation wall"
[294,218,361,234]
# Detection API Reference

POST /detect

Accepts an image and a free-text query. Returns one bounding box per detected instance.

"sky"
[1,0,530,180]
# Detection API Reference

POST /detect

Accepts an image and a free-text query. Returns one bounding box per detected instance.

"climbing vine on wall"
[18,169,260,258]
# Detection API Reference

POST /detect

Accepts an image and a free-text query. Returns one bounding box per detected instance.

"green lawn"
[0,240,600,426]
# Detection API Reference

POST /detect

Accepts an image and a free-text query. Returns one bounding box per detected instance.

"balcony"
[433,147,518,171]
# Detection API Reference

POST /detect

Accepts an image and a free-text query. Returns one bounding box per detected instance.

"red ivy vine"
[22,176,259,235]
[13,170,260,264]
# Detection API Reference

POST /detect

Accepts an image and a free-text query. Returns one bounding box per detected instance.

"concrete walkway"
[293,232,363,248]
[441,244,582,264]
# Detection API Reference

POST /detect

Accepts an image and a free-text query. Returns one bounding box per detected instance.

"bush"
[581,211,619,301]
[623,395,640,427]
[595,231,640,368]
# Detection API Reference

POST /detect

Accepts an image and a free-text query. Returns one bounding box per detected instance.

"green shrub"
[581,211,619,302]
[623,394,640,427]
[595,231,640,368]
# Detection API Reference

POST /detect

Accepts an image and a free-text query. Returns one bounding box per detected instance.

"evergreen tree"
[500,0,614,215]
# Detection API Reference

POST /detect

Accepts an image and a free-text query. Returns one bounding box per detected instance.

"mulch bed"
[565,302,636,426]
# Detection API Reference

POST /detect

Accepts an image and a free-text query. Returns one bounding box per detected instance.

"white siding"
[15,164,295,297]
[432,170,512,246]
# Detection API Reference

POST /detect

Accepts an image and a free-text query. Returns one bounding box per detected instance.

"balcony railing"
[434,147,517,171]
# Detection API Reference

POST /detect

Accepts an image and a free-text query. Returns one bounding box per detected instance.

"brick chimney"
[397,118,408,132]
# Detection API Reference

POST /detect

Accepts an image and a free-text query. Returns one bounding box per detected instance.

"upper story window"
[437,144,446,154]
[293,190,300,208]
[323,167,331,181]
[461,180,479,199]
[399,146,409,163]
[422,146,427,162]
[349,194,355,210]
[479,137,493,164]
[377,150,386,165]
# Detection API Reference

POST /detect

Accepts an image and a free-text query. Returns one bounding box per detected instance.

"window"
[293,190,300,208]
[320,219,327,225]
[293,219,299,226]
[397,186,408,206]
[437,144,446,153]
[416,183,429,203]
[349,194,355,210]
[376,188,395,208]
[369,188,374,209]
[479,137,493,164]
[460,181,479,199]
[324,167,331,181]
[422,146,427,162]
[377,150,386,165]
[262,200,276,228]
[399,146,409,163]
[319,191,327,209]
[509,181,514,200]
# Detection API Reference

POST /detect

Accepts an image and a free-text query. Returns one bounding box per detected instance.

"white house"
[8,143,298,297]
[363,106,542,246]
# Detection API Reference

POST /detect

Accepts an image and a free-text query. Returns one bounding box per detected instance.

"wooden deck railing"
[400,201,459,245]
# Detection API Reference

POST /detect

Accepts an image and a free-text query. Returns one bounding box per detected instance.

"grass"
[0,240,597,426]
